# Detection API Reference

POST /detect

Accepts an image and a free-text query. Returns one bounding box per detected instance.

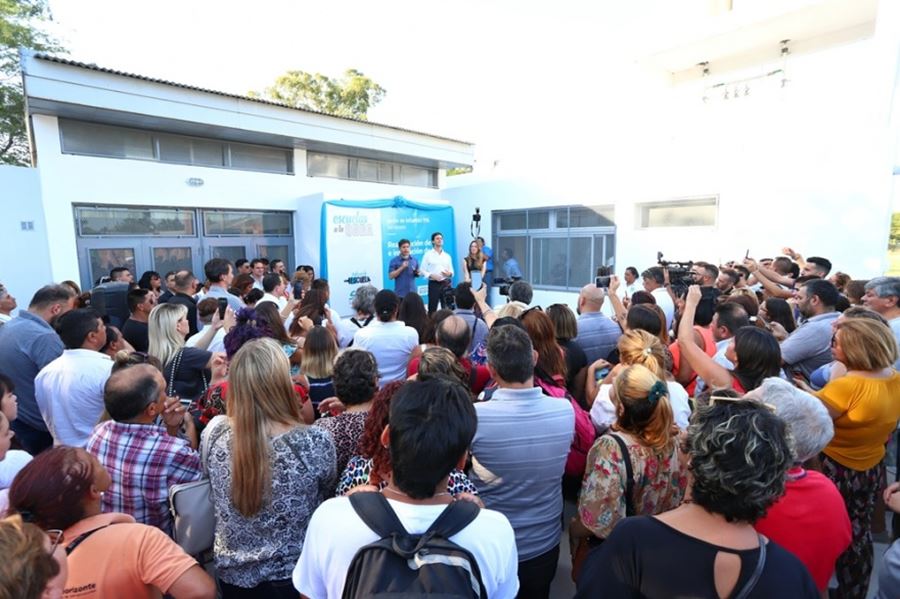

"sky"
[43,0,684,167]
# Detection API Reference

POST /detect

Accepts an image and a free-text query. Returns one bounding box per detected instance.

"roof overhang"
[21,51,474,170]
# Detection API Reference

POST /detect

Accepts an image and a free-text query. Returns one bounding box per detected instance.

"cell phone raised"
[217,297,228,320]
[293,281,304,301]
[595,276,611,289]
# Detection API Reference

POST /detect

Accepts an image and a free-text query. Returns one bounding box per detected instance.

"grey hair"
[864,276,900,299]
[487,324,534,384]
[687,400,792,523]
[351,284,378,315]
[743,377,833,463]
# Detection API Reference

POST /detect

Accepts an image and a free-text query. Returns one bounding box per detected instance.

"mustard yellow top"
[816,373,900,471]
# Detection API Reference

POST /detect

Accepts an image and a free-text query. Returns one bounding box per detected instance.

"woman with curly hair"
[576,399,819,598]
[313,349,379,477]
[571,365,688,580]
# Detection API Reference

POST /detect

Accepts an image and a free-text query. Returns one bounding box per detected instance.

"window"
[493,205,616,291]
[637,197,718,228]
[76,207,195,236]
[307,151,438,188]
[89,248,135,283]
[203,211,292,236]
[59,119,293,175]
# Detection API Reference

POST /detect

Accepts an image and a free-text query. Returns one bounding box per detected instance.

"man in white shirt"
[641,266,675,332]
[250,258,267,291]
[0,283,15,325]
[185,299,227,354]
[353,290,419,385]
[35,308,113,447]
[420,231,454,314]
[257,273,288,310]
[293,377,518,599]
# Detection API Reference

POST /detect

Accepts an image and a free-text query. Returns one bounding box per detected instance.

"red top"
[406,356,491,394]
[754,468,852,591]
[669,325,717,395]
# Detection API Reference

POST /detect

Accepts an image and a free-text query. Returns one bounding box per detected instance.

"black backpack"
[342,492,488,599]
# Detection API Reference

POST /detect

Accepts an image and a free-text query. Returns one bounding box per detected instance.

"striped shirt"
[86,420,201,535]
[470,386,574,560]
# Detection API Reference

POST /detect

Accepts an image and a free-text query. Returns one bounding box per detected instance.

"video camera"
[657,251,694,295]
[495,276,521,297]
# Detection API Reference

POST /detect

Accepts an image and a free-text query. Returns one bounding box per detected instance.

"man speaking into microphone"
[388,238,420,299]
[420,231,454,313]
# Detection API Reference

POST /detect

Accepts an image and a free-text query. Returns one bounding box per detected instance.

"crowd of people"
[0,244,898,599]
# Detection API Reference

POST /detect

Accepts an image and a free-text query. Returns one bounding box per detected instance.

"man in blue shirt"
[501,248,523,279]
[388,238,420,298]
[0,284,75,453]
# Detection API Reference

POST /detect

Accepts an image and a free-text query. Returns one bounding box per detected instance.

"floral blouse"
[577,432,688,539]
[336,455,478,497]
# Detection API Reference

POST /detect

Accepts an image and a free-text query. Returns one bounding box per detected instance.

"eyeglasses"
[46,529,64,555]
[709,395,776,412]
[831,333,838,348]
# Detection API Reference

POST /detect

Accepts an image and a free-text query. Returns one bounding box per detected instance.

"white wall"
[446,5,900,307]
[0,166,53,306]
[31,115,446,283]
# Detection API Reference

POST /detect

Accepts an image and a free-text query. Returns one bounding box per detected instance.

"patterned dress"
[336,455,478,497]
[577,432,688,538]
[206,421,336,587]
[313,411,368,477]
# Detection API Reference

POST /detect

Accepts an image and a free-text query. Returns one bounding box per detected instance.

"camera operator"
[690,262,719,288]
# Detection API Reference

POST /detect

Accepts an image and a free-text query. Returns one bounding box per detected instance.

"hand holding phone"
[217,297,228,320]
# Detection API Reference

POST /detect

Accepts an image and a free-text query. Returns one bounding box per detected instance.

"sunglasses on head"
[709,395,776,412]
[519,305,543,319]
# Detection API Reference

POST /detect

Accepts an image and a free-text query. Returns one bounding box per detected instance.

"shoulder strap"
[349,491,409,539]
[167,348,184,397]
[608,433,636,517]
[424,498,480,539]
[200,415,228,476]
[65,524,112,555]
[732,535,767,599]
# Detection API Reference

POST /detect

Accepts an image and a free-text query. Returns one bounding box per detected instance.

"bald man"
[573,284,622,363]
[405,315,492,394]
[85,364,201,535]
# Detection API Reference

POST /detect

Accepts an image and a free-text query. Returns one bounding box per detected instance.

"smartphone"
[594,367,611,381]
[293,281,304,301]
[595,276,611,289]
[744,249,750,260]
[217,297,228,320]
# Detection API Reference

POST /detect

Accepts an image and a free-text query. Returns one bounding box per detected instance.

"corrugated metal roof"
[31,53,473,146]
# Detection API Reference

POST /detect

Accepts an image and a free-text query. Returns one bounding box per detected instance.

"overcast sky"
[45,0,690,166]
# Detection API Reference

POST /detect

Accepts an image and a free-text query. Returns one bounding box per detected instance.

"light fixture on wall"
[186,177,204,187]
[700,39,791,103]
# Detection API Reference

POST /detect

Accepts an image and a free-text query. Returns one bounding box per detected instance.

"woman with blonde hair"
[587,330,691,431]
[205,337,336,598]
[301,325,338,417]
[571,364,689,579]
[148,303,225,402]
[796,317,900,598]
[0,515,65,599]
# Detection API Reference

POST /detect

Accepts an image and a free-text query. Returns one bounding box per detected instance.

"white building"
[3,50,473,297]
[2,0,899,312]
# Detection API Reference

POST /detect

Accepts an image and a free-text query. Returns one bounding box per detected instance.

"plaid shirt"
[86,420,201,535]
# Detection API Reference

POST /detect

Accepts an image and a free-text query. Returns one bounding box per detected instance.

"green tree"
[1,0,63,165]
[249,68,385,120]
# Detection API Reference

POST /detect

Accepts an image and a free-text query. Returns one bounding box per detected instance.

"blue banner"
[321,197,455,315]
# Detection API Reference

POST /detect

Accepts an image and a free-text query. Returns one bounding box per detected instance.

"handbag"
[571,432,635,582]
[168,414,226,556]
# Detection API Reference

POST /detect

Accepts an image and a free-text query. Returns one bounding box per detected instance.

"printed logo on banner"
[332,211,375,237]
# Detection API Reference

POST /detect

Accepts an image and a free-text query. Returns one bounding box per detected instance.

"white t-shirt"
[651,288,675,332]
[420,249,454,282]
[34,349,114,447]
[185,328,227,354]
[352,321,419,385]
[0,449,32,488]
[590,380,691,431]
[292,496,519,599]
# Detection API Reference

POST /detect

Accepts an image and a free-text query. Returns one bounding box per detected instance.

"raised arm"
[744,259,793,299]
[473,285,497,328]
[607,276,627,330]
[677,285,733,389]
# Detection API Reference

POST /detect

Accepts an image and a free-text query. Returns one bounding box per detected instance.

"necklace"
[382,486,452,502]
